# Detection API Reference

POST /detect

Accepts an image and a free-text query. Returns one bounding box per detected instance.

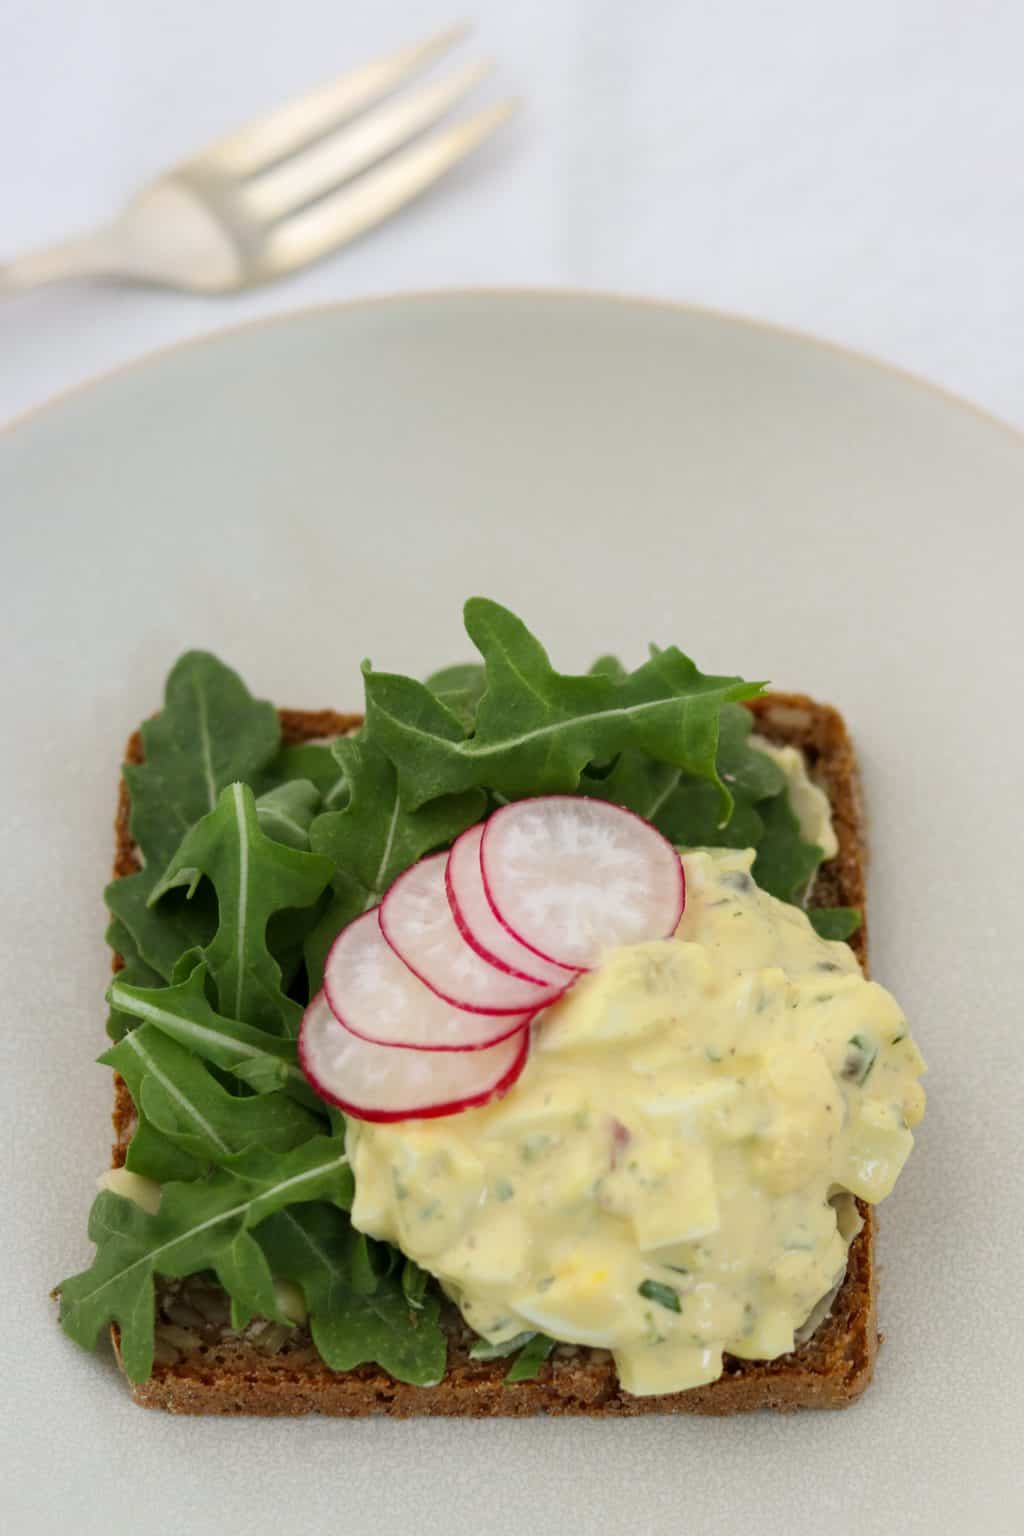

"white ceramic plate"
[3,293,1022,1536]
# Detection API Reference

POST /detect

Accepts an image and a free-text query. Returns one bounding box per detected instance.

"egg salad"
[348,847,926,1396]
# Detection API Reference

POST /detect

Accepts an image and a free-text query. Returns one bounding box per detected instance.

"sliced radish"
[323,910,534,1052]
[299,991,530,1123]
[446,825,577,987]
[481,796,685,971]
[380,853,566,1015]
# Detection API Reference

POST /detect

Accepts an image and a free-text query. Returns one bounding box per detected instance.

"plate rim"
[4,286,1022,445]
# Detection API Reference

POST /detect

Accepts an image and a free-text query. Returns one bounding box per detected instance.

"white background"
[3,0,1023,428]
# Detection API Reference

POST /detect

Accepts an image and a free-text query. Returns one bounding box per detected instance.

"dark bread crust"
[109,693,878,1415]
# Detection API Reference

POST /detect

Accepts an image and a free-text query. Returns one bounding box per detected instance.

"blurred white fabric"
[2,0,1022,427]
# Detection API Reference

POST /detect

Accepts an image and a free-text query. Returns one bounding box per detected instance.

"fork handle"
[0,227,121,292]
[2,184,242,294]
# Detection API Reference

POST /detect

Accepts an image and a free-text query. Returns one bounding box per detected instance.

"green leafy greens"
[102,650,282,1013]
[259,1205,446,1385]
[59,600,858,1392]
[808,906,863,941]
[466,1328,557,1382]
[100,1025,320,1173]
[363,598,761,814]
[59,1133,353,1382]
[108,964,320,1110]
[304,736,485,989]
[148,781,333,1036]
[504,1332,556,1382]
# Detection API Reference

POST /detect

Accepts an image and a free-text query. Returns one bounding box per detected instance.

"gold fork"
[1,24,515,294]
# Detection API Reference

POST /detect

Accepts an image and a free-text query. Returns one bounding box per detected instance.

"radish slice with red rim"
[380,853,566,1015]
[481,795,685,971]
[299,991,530,1123]
[446,825,577,986]
[323,910,536,1051]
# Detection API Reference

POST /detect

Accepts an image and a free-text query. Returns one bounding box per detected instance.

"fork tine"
[203,22,471,177]
[265,100,517,276]
[245,59,493,224]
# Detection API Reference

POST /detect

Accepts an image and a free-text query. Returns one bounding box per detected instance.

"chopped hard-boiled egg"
[348,847,926,1396]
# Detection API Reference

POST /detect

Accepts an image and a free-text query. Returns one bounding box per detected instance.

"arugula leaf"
[124,651,280,872]
[752,791,824,903]
[808,907,863,941]
[310,736,486,898]
[123,1128,200,1188]
[256,1202,370,1298]
[105,870,217,984]
[58,1133,352,1383]
[302,868,375,996]
[304,737,484,990]
[580,706,778,849]
[718,704,786,799]
[588,654,627,680]
[424,662,485,695]
[602,706,821,901]
[265,894,332,993]
[150,783,333,1035]
[260,741,350,809]
[255,779,321,850]
[139,1071,317,1164]
[312,1276,447,1386]
[580,752,680,817]
[101,1025,204,1185]
[581,753,762,851]
[505,1332,556,1382]
[423,663,487,730]
[401,1257,431,1311]
[100,1024,320,1172]
[363,598,762,813]
[657,779,766,851]
[108,965,322,1112]
[105,653,281,1005]
[349,1229,383,1294]
[257,1204,447,1386]
[105,920,163,1042]
[107,921,162,992]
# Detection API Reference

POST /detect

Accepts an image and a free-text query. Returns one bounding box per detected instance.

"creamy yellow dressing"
[348,847,925,1396]
[748,733,839,860]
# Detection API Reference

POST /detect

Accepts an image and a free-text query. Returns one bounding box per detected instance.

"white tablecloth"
[3,0,1022,428]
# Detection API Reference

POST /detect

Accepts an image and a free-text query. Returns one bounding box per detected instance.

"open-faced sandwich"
[56,598,925,1415]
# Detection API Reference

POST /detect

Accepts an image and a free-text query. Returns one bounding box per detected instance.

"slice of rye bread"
[106,692,877,1416]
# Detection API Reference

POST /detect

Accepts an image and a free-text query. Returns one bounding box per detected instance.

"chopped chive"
[637,1279,681,1313]
[504,1333,556,1382]
[841,1033,878,1085]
